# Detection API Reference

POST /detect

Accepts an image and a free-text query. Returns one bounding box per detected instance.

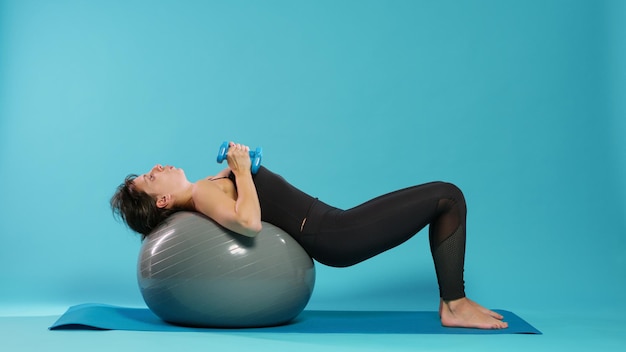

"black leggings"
[250,167,467,301]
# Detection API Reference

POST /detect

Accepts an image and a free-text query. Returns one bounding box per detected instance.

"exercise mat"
[49,303,541,334]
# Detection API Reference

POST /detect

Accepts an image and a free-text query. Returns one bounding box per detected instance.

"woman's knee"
[432,182,467,214]
[431,181,464,202]
[444,182,465,203]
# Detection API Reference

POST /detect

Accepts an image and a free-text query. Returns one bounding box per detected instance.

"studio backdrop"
[0,0,624,316]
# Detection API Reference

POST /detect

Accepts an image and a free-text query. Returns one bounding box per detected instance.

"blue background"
[1,0,624,327]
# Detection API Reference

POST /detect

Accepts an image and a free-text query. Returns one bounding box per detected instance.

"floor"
[2,309,624,352]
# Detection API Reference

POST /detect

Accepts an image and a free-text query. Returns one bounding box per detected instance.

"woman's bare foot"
[439,297,508,329]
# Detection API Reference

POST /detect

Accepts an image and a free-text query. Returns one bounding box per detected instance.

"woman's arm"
[192,180,262,237]
[192,142,262,237]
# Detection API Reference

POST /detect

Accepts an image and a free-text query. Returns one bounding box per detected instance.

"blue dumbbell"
[216,141,263,174]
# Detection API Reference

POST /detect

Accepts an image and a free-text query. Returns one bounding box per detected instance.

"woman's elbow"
[247,220,263,236]
[239,219,263,237]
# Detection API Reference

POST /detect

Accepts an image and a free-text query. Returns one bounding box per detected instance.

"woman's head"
[110,164,189,238]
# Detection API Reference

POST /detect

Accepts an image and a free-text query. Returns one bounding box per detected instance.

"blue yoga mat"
[49,303,541,334]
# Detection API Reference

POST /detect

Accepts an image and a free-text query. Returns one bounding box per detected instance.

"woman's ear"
[156,194,171,209]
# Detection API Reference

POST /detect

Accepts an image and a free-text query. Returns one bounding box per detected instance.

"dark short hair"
[110,174,179,239]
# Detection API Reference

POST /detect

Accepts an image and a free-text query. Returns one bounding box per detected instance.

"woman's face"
[133,164,187,199]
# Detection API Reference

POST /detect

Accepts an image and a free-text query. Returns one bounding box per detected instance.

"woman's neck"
[173,183,196,211]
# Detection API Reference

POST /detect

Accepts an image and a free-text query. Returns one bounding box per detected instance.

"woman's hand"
[226,141,252,175]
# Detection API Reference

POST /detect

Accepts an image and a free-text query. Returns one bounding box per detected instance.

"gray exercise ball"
[137,211,316,328]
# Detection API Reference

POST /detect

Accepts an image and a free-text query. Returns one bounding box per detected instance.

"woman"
[111,142,508,329]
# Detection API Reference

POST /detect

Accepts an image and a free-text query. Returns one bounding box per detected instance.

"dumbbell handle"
[216,148,258,162]
[216,141,263,173]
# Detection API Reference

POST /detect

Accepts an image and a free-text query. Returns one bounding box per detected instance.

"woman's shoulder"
[193,177,237,200]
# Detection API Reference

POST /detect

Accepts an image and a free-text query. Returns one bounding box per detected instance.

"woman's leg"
[306,181,507,329]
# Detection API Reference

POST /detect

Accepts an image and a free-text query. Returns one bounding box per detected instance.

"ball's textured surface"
[138,212,315,328]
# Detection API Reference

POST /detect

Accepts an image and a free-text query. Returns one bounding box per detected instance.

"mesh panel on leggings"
[431,225,466,301]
